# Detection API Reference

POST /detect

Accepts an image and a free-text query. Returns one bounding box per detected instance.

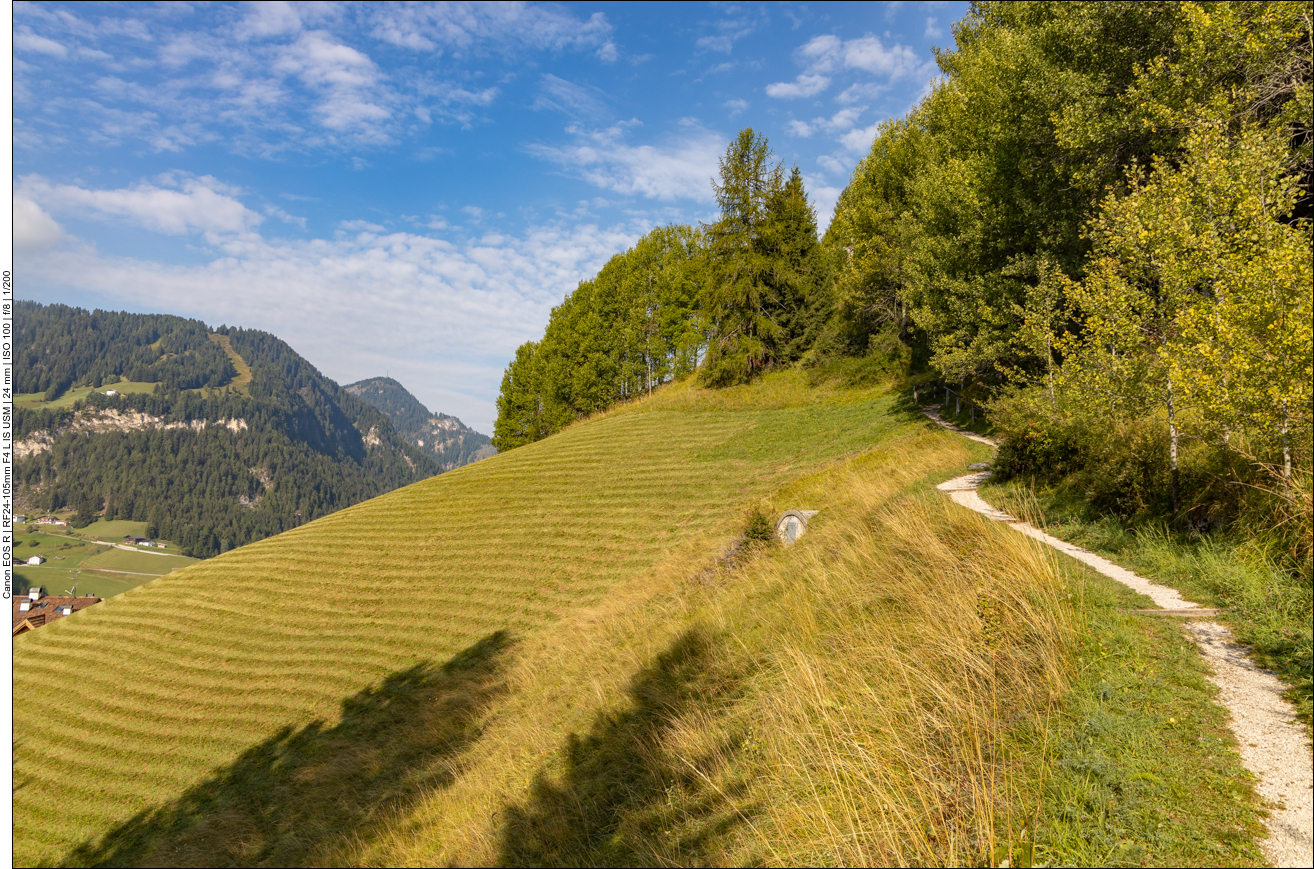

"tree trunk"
[1167,374,1180,517]
[1046,332,1056,409]
[1282,398,1292,483]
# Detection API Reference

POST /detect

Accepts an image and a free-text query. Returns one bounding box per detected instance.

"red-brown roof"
[13,594,101,634]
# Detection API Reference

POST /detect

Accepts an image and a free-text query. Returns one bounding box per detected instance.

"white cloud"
[694,7,762,55]
[696,35,735,53]
[925,18,944,40]
[724,98,748,118]
[339,219,385,233]
[12,3,613,158]
[798,33,924,79]
[235,1,302,40]
[817,153,848,175]
[18,174,264,238]
[838,123,881,153]
[804,173,842,233]
[18,212,645,434]
[533,74,608,120]
[14,26,68,57]
[826,107,865,132]
[13,197,67,251]
[529,126,724,203]
[770,32,927,101]
[364,4,614,55]
[275,30,392,136]
[836,82,888,105]
[765,74,831,99]
[789,107,864,140]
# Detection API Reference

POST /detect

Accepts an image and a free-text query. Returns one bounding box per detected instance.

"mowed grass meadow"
[12,372,1265,866]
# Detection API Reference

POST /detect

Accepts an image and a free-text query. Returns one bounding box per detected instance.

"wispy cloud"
[529,125,724,202]
[533,74,608,120]
[765,74,831,99]
[18,173,264,239]
[12,2,617,157]
[18,192,646,433]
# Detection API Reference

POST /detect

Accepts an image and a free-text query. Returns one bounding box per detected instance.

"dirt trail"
[923,407,1313,868]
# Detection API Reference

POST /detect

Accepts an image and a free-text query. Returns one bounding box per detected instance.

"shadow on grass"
[498,628,758,867]
[58,631,516,868]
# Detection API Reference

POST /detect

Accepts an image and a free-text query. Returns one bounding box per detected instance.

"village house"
[26,555,45,566]
[13,588,102,636]
[36,516,65,526]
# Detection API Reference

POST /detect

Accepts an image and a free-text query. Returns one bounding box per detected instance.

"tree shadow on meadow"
[497,629,759,867]
[58,631,516,868]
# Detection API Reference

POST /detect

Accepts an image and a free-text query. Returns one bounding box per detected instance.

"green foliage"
[743,507,774,545]
[701,133,823,386]
[493,131,833,449]
[823,1,1311,566]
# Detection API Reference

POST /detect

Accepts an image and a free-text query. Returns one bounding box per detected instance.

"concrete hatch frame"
[776,510,819,545]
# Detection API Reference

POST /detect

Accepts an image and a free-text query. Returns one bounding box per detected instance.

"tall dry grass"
[350,432,1075,867]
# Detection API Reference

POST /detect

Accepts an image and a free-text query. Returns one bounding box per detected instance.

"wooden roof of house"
[13,595,102,635]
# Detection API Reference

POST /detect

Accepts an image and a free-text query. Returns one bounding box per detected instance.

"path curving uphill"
[923,406,1313,868]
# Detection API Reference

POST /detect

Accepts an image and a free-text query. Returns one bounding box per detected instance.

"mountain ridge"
[13,301,439,557]
[344,376,495,471]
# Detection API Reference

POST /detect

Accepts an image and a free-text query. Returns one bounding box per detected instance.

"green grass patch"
[207,332,253,394]
[1026,561,1267,867]
[69,519,151,542]
[80,548,197,575]
[14,567,151,600]
[986,479,1313,729]
[14,381,158,409]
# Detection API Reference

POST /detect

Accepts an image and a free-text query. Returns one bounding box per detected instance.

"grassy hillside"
[12,372,1264,866]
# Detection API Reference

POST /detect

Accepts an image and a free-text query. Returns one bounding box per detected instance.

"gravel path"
[923,407,1313,867]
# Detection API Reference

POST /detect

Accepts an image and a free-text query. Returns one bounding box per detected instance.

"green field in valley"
[12,527,195,600]
[11,372,1269,867]
[14,380,159,409]
[70,519,152,541]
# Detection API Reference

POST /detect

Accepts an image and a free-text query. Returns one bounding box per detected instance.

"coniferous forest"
[495,1,1312,572]
[15,302,439,557]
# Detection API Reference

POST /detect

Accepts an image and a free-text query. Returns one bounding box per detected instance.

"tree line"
[493,133,831,449]
[495,1,1311,568]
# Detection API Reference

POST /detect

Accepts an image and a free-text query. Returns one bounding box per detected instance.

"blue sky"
[13,0,967,434]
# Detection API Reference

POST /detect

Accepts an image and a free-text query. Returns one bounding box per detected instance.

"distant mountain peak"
[344,377,495,471]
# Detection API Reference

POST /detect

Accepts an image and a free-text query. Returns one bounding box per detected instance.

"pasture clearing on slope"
[12,373,1266,866]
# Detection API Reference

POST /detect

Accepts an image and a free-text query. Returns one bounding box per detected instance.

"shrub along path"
[923,407,1313,868]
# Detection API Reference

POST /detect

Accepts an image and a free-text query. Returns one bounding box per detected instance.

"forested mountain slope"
[14,302,438,557]
[344,376,495,471]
